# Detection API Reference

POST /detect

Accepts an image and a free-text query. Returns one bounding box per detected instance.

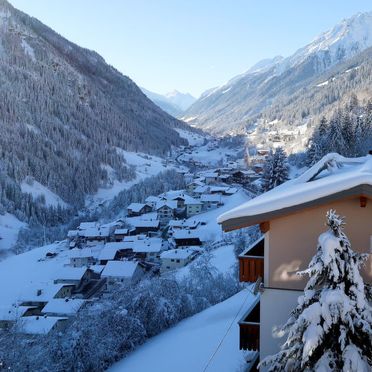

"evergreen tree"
[260,210,372,371]
[262,147,289,191]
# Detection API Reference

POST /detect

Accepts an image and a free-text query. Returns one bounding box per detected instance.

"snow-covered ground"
[109,289,258,372]
[175,128,206,146]
[87,150,180,209]
[0,213,26,252]
[0,241,68,308]
[21,179,67,208]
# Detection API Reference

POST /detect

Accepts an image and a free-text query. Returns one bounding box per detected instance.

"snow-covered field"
[175,128,206,146]
[109,289,257,372]
[87,149,179,208]
[0,213,26,252]
[21,179,67,207]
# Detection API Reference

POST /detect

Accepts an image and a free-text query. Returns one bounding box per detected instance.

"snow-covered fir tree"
[262,147,289,191]
[260,210,372,371]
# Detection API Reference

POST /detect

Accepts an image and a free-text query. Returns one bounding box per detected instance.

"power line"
[202,285,257,372]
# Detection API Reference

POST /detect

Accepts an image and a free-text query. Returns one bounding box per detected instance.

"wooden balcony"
[239,299,260,351]
[239,236,264,282]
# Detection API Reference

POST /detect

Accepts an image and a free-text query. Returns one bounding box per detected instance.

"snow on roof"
[69,247,100,259]
[168,220,199,229]
[98,242,128,260]
[218,153,369,224]
[0,306,33,321]
[67,230,79,238]
[90,264,105,274]
[54,267,88,281]
[132,238,163,253]
[127,203,147,212]
[130,220,160,228]
[78,226,110,238]
[173,230,201,240]
[19,283,71,302]
[101,261,139,278]
[42,299,85,316]
[183,195,202,205]
[78,222,98,230]
[200,194,222,203]
[18,316,68,335]
[156,200,178,210]
[193,185,210,194]
[114,228,129,235]
[187,180,204,186]
[160,249,196,260]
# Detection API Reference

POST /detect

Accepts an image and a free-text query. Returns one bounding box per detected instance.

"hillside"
[0,0,189,212]
[183,12,372,135]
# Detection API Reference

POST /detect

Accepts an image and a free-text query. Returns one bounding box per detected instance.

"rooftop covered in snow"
[218,154,372,231]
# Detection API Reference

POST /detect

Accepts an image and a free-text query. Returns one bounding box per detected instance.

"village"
[0,136,268,337]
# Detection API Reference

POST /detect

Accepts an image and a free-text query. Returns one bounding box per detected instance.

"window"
[176,259,180,263]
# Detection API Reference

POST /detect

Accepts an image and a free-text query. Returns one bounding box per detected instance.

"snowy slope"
[21,179,68,207]
[0,213,26,252]
[175,128,206,146]
[109,290,257,372]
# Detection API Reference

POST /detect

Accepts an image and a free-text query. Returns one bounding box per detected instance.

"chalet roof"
[145,195,161,203]
[101,261,139,278]
[183,196,202,205]
[169,219,200,229]
[69,247,100,259]
[127,203,148,213]
[130,220,160,228]
[132,238,163,253]
[114,228,129,235]
[78,226,110,238]
[0,306,34,321]
[55,267,89,281]
[218,153,372,231]
[19,283,72,302]
[18,316,68,335]
[173,230,201,240]
[78,222,98,230]
[200,194,222,203]
[156,200,178,210]
[98,242,126,260]
[42,299,85,316]
[160,249,196,260]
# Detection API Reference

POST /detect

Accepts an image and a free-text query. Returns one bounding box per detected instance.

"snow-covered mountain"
[141,88,196,116]
[183,11,372,134]
[0,0,190,215]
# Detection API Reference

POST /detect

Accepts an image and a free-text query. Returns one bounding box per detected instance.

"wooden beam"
[360,196,367,208]
[259,221,270,233]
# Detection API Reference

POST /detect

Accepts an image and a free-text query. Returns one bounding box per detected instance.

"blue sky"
[9,0,372,97]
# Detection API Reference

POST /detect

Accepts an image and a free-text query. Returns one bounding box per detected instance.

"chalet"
[231,170,251,184]
[200,194,223,210]
[145,196,162,210]
[54,267,97,289]
[156,200,177,224]
[69,248,100,267]
[131,219,160,235]
[186,180,204,194]
[168,219,200,230]
[0,306,38,329]
[98,242,130,264]
[218,154,372,366]
[127,203,152,217]
[42,299,85,317]
[78,226,110,242]
[160,249,198,272]
[101,261,145,289]
[217,174,232,183]
[193,185,210,197]
[173,230,203,248]
[16,316,68,335]
[113,228,129,241]
[184,196,202,217]
[204,172,219,184]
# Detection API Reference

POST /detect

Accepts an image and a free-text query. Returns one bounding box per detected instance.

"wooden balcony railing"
[239,236,264,283]
[239,299,260,351]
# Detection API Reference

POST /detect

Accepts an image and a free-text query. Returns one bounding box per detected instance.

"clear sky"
[8,0,372,97]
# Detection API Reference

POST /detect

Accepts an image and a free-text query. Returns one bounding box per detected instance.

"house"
[0,306,38,329]
[156,200,177,224]
[131,237,166,262]
[204,172,219,184]
[186,180,205,195]
[130,219,160,235]
[42,299,85,317]
[231,170,251,184]
[98,242,129,264]
[113,228,129,241]
[160,249,198,272]
[217,153,372,365]
[69,248,100,267]
[54,267,96,289]
[127,203,152,217]
[145,196,162,210]
[200,194,223,210]
[193,185,210,197]
[101,261,144,289]
[184,196,202,217]
[16,316,68,335]
[173,230,203,248]
[78,226,110,242]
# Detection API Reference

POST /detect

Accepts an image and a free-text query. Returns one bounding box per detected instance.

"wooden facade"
[239,237,264,283]
[239,300,260,350]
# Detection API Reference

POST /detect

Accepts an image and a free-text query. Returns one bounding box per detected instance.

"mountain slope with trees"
[0,0,189,215]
